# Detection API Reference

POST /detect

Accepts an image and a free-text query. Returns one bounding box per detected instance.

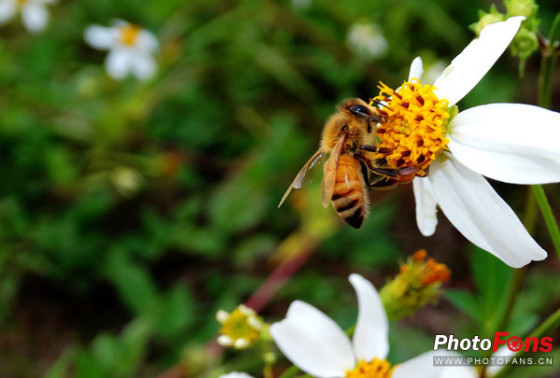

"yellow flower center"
[370,79,450,179]
[119,24,141,46]
[219,307,260,346]
[346,358,395,378]
[16,0,28,6]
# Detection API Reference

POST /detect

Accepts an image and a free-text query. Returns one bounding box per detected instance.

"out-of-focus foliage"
[0,0,559,377]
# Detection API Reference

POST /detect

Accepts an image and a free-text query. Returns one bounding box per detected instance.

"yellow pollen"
[219,307,260,347]
[370,79,450,179]
[119,24,141,46]
[346,358,395,378]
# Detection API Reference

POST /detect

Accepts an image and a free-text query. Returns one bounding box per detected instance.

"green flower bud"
[505,0,538,19]
[380,250,450,320]
[511,27,539,59]
[473,13,506,36]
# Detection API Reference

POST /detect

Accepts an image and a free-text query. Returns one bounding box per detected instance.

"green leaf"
[153,286,196,338]
[445,289,482,324]
[104,250,159,315]
[471,246,513,334]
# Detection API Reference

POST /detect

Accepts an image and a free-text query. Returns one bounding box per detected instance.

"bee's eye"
[348,105,370,117]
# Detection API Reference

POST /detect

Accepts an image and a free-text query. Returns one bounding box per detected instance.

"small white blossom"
[0,0,55,33]
[346,23,388,59]
[290,0,311,11]
[219,373,253,378]
[84,19,158,81]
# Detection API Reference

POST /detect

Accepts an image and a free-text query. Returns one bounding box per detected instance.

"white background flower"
[0,0,55,33]
[407,16,560,268]
[270,274,474,377]
[347,22,388,59]
[219,372,254,378]
[84,19,158,81]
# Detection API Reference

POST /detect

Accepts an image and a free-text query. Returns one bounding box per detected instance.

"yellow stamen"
[217,306,261,349]
[370,79,450,179]
[346,358,395,378]
[119,24,141,46]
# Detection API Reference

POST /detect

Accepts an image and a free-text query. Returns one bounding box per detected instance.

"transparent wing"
[278,149,325,208]
[321,134,346,208]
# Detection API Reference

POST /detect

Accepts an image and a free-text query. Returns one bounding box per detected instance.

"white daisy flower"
[84,19,158,81]
[270,273,475,377]
[0,0,55,33]
[368,16,560,268]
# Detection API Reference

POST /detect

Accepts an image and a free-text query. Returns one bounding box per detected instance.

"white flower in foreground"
[0,0,55,33]
[270,273,475,377]
[84,20,158,81]
[369,16,560,268]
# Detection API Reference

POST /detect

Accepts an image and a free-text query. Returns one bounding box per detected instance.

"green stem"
[493,307,560,378]
[278,365,309,378]
[523,188,539,232]
[533,11,560,265]
[538,12,560,109]
[531,185,560,260]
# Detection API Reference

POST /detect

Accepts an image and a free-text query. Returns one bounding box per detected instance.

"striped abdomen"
[331,154,369,229]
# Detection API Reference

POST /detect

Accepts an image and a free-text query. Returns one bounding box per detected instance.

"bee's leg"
[359,145,393,154]
[358,161,397,189]
[360,161,372,187]
[360,157,399,177]
[369,177,400,190]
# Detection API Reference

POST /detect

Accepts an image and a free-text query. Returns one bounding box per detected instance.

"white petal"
[84,25,118,50]
[110,18,128,28]
[136,30,159,52]
[129,54,156,81]
[220,373,254,378]
[408,56,423,81]
[270,300,353,377]
[448,104,560,184]
[428,154,547,268]
[413,176,439,236]
[349,274,389,361]
[21,3,48,32]
[433,16,524,106]
[393,351,477,378]
[105,49,134,80]
[0,0,16,24]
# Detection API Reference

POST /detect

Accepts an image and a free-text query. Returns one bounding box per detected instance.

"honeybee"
[278,98,386,229]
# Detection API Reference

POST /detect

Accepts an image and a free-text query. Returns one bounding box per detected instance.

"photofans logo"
[432,333,554,368]
[433,332,553,353]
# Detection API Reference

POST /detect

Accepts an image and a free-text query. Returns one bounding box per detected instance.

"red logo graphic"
[507,336,523,352]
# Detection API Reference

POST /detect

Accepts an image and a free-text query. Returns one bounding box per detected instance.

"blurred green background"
[0,0,559,377]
